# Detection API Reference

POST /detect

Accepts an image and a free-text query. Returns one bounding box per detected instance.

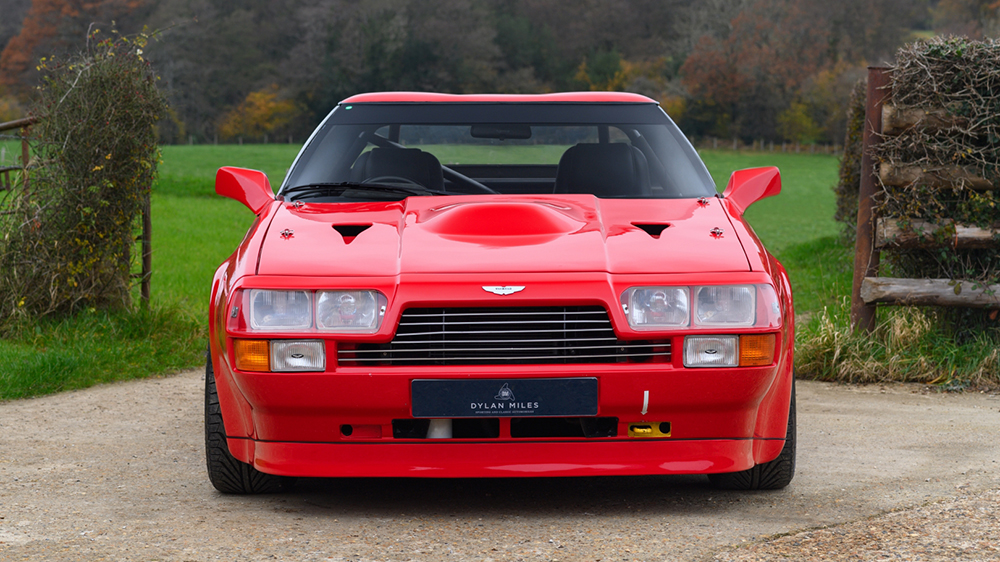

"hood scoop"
[632,223,670,238]
[333,223,372,244]
[423,202,581,236]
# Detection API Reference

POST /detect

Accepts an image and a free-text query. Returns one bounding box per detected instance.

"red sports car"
[207,92,795,494]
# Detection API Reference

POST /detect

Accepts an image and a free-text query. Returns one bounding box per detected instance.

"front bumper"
[245,438,766,478]
[211,270,793,478]
[217,359,788,478]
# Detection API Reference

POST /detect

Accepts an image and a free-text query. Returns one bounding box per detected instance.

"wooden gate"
[850,67,1000,333]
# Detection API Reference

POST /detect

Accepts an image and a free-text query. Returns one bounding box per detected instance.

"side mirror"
[721,167,781,215]
[216,166,275,214]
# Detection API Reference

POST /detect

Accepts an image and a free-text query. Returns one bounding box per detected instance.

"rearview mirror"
[721,167,781,215]
[216,166,275,214]
[470,124,532,140]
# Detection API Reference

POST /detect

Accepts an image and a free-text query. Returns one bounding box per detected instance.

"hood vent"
[632,223,670,238]
[333,223,372,244]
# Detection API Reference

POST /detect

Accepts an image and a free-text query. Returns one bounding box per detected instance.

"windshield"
[280,103,716,202]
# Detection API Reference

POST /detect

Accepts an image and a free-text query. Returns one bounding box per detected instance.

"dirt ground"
[1,369,999,561]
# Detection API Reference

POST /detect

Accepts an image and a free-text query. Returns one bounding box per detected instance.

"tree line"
[1,0,998,145]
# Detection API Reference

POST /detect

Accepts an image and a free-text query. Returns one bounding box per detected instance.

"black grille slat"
[391,327,615,337]
[385,336,619,345]
[338,306,671,366]
[401,310,609,318]
[399,319,611,326]
[345,353,670,364]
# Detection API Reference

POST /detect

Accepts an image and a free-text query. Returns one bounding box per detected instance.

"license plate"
[411,378,598,418]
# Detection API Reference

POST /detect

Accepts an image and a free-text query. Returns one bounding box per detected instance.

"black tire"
[205,354,293,494]
[708,380,796,490]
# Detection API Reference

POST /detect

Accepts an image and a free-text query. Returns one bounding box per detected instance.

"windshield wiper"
[281,182,446,199]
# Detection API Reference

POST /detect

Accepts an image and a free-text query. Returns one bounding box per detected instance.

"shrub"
[833,79,866,243]
[776,101,822,144]
[0,94,24,122]
[798,302,1000,389]
[0,30,167,324]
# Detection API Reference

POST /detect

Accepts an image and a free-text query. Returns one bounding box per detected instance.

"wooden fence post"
[850,67,891,333]
[141,192,152,307]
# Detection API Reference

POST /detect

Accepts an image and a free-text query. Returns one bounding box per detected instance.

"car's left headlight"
[693,285,755,327]
[622,284,779,330]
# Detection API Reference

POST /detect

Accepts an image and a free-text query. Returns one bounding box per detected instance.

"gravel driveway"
[1,369,998,561]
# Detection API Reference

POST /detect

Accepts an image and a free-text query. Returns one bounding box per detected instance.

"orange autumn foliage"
[0,0,144,94]
[218,85,302,141]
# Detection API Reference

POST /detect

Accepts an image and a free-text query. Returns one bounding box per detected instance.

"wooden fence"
[0,117,34,191]
[849,66,1000,332]
[0,117,152,306]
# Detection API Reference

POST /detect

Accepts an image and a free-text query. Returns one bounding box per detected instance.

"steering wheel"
[442,167,498,194]
[361,175,425,188]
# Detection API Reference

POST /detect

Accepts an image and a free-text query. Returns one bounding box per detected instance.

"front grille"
[338,306,670,366]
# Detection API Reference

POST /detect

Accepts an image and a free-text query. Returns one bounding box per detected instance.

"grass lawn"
[152,145,847,316]
[152,144,302,310]
[699,151,851,316]
[3,144,851,399]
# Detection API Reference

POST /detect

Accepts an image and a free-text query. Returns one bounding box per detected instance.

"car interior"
[348,142,659,197]
[282,118,714,200]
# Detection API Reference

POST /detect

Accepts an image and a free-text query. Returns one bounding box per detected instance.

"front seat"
[554,143,651,197]
[350,148,445,191]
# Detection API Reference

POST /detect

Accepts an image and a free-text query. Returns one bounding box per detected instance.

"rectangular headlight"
[249,290,312,330]
[693,285,755,326]
[622,287,690,329]
[316,290,387,333]
[271,340,325,372]
[684,335,738,367]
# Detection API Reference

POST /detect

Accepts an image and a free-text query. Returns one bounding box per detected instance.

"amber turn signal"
[234,339,270,371]
[739,334,775,366]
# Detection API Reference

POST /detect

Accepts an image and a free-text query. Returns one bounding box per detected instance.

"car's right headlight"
[241,288,387,334]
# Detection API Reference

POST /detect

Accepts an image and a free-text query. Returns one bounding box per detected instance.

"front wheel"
[205,354,294,494]
[708,380,796,490]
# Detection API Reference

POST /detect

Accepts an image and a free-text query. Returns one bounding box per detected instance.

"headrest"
[351,148,444,191]
[554,143,650,197]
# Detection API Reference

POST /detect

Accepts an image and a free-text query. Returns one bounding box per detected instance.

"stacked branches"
[872,37,1000,290]
[0,31,166,323]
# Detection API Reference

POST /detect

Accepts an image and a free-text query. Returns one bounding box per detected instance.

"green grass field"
[699,151,850,316]
[152,144,301,312]
[2,144,850,399]
[151,145,845,315]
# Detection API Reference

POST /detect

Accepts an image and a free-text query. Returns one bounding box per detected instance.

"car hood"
[256,195,750,276]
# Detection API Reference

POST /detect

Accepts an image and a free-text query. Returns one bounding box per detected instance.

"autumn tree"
[680,0,828,141]
[933,0,1000,37]
[0,0,31,55]
[218,85,302,141]
[0,0,949,145]
[0,0,146,98]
